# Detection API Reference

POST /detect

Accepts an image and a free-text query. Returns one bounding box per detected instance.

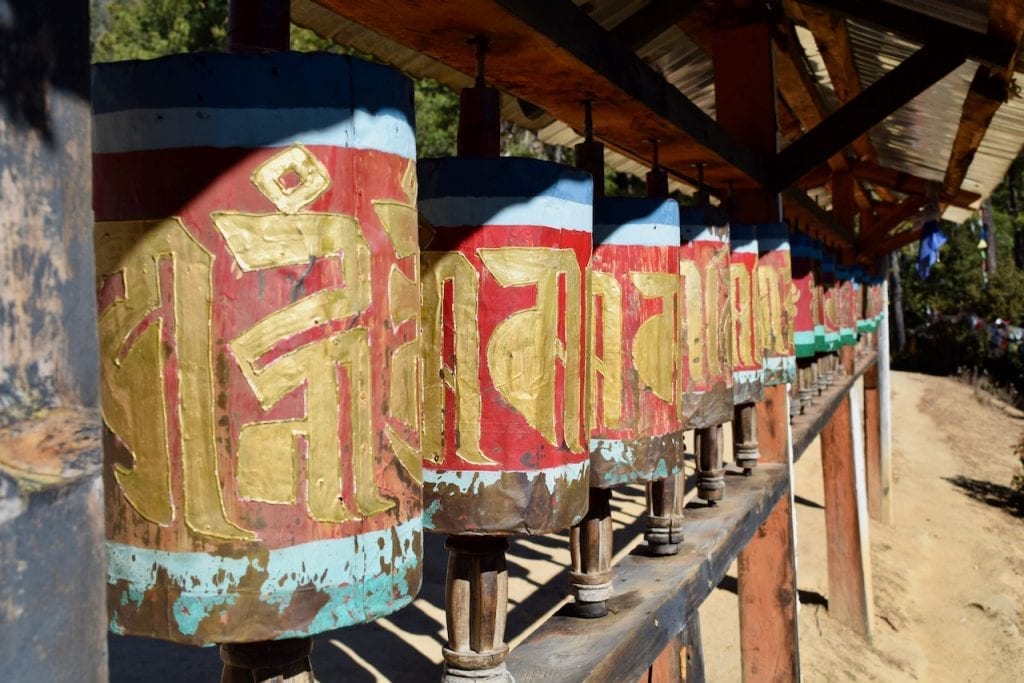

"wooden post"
[863,363,884,521]
[877,281,895,524]
[220,640,314,683]
[820,382,874,639]
[738,383,801,680]
[695,425,725,504]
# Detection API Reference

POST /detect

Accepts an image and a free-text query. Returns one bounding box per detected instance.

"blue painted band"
[94,107,415,158]
[757,223,791,252]
[733,369,761,384]
[92,52,414,158]
[418,157,593,205]
[681,225,729,243]
[594,198,680,246]
[588,438,682,487]
[423,460,589,501]
[418,195,593,232]
[107,517,422,641]
[730,223,758,244]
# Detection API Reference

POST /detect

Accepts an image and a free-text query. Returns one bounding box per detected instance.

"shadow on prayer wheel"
[679,208,733,430]
[417,156,592,536]
[93,52,423,645]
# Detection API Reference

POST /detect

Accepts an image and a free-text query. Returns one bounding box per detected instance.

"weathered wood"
[770,43,967,192]
[680,613,705,683]
[857,196,925,247]
[611,0,699,50]
[797,0,1018,69]
[860,366,884,520]
[507,464,790,683]
[791,353,876,461]
[848,160,980,209]
[877,300,895,525]
[820,392,874,639]
[219,639,314,682]
[695,426,725,503]
[570,488,615,618]
[862,225,925,258]
[642,631,684,683]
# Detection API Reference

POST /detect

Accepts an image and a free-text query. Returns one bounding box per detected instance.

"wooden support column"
[712,15,800,682]
[863,363,884,521]
[820,380,874,639]
[877,282,895,524]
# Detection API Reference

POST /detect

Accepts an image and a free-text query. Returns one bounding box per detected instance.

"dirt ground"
[110,370,1024,681]
[701,370,1024,682]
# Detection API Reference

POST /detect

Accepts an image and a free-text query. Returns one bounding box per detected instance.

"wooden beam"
[798,0,1017,69]
[783,187,855,246]
[857,195,924,246]
[309,0,769,189]
[610,0,699,50]
[862,226,925,258]
[849,160,981,208]
[863,363,885,522]
[770,42,967,191]
[941,0,1024,197]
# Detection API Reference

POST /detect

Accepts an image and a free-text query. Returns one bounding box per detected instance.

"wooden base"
[219,638,314,682]
[444,535,513,681]
[645,474,685,556]
[732,403,760,471]
[570,487,614,617]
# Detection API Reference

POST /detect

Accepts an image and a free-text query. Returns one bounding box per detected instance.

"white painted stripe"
[730,241,759,254]
[594,222,680,246]
[424,460,589,496]
[794,330,816,345]
[94,107,416,158]
[419,196,593,233]
[682,226,729,243]
[733,369,761,384]
[764,355,796,373]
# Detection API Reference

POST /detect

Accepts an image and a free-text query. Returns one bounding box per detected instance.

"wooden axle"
[732,403,760,473]
[443,536,513,682]
[569,488,615,617]
[219,639,313,683]
[645,472,685,556]
[695,425,725,504]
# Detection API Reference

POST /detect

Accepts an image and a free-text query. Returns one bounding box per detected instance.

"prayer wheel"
[729,225,764,405]
[812,239,827,356]
[417,156,592,536]
[679,208,734,429]
[681,208,732,501]
[821,251,841,354]
[755,223,796,386]
[837,264,858,347]
[791,233,818,411]
[588,198,685,488]
[93,52,423,645]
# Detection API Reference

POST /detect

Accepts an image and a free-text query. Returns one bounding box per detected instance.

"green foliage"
[92,0,228,62]
[415,80,459,159]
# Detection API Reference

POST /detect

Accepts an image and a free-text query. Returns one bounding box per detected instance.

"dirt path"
[702,371,1024,682]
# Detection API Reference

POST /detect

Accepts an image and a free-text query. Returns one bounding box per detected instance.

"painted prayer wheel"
[679,208,733,429]
[837,264,857,347]
[755,223,795,386]
[729,225,764,405]
[588,199,685,488]
[92,53,423,644]
[418,156,592,535]
[791,233,818,411]
[821,251,841,354]
[812,239,827,356]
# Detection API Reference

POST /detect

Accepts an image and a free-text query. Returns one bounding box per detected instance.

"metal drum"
[418,157,592,535]
[837,264,857,347]
[821,251,841,353]
[755,223,795,386]
[679,209,733,429]
[729,225,764,405]
[791,234,818,361]
[812,240,828,356]
[588,199,685,488]
[93,53,423,644]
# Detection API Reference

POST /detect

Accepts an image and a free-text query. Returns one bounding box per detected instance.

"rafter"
[857,196,925,246]
[862,225,925,258]
[849,160,980,209]
[770,42,967,191]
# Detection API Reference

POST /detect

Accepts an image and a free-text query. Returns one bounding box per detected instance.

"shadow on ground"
[944,475,1024,519]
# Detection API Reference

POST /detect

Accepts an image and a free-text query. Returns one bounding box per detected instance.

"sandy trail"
[702,371,1024,682]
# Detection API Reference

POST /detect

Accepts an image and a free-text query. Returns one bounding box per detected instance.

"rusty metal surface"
[418,156,592,536]
[94,53,423,645]
[587,198,685,489]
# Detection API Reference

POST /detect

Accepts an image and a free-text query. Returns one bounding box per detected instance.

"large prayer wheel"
[755,223,795,386]
[679,209,733,429]
[837,264,857,347]
[791,234,818,360]
[93,53,423,644]
[729,225,764,405]
[418,156,592,535]
[812,240,828,355]
[588,199,685,487]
